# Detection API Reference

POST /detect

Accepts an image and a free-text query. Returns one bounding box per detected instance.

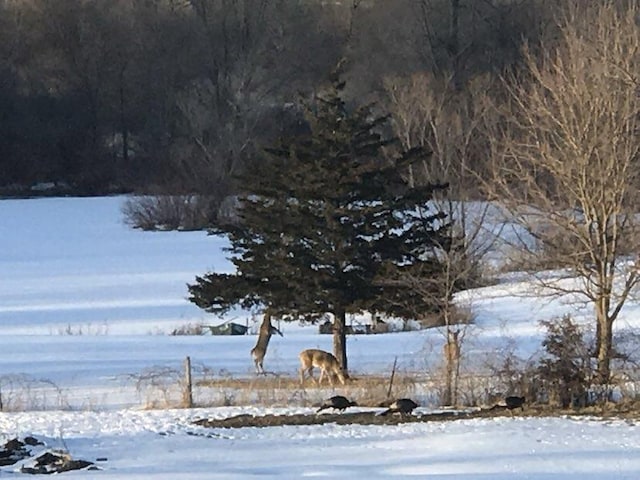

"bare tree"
[414,0,557,88]
[485,1,640,384]
[377,200,499,406]
[384,72,501,405]
[384,71,492,193]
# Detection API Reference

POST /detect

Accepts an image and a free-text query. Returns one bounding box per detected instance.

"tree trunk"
[443,363,453,406]
[596,316,613,385]
[443,329,460,406]
[595,296,613,384]
[332,307,348,376]
[449,0,462,91]
[119,66,129,164]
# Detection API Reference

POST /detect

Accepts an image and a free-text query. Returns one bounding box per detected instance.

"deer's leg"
[319,368,327,386]
[301,366,313,385]
[308,366,317,385]
[329,371,336,387]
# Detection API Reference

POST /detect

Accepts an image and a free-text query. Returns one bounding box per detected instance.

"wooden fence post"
[386,356,398,399]
[183,356,193,408]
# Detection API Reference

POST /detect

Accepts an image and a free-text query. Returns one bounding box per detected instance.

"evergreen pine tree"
[189,76,452,374]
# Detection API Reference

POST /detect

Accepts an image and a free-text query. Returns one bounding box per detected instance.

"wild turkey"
[317,395,358,413]
[380,398,419,416]
[505,396,526,411]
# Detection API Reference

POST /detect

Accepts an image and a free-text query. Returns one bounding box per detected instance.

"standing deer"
[250,310,283,374]
[299,349,346,386]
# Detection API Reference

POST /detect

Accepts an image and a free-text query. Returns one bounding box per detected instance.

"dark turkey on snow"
[380,398,419,416]
[317,395,358,413]
[505,396,526,411]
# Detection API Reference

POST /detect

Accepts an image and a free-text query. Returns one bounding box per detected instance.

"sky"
[0,196,638,478]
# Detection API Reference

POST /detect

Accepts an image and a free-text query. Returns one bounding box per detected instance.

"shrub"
[170,323,206,336]
[122,195,216,231]
[536,315,593,408]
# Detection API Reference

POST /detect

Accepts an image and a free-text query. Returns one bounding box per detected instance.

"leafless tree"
[484,0,640,384]
[414,0,557,88]
[384,72,501,405]
[384,71,493,193]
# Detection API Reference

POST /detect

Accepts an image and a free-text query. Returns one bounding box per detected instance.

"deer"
[250,310,283,374]
[299,348,346,386]
[443,330,461,367]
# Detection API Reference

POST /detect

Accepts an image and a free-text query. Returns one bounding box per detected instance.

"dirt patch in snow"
[193,402,640,429]
[193,406,513,429]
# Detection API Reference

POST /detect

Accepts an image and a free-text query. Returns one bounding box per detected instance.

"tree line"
[1,0,552,199]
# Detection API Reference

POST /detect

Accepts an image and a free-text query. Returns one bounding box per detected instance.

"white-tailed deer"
[299,349,346,386]
[443,330,461,367]
[250,311,283,374]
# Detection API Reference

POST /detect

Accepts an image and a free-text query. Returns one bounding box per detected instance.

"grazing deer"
[250,311,283,374]
[299,349,346,386]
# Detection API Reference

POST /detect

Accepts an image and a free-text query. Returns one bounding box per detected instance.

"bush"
[170,323,206,336]
[122,195,217,231]
[536,315,593,408]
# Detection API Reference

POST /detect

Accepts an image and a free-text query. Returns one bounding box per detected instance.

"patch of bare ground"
[192,401,640,430]
[193,407,521,429]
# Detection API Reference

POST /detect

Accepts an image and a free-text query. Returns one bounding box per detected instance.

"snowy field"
[1,196,639,478]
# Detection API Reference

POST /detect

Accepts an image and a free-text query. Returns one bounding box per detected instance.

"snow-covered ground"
[2,408,639,479]
[1,196,639,478]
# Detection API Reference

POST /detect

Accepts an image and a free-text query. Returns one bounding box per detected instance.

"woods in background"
[0,0,556,202]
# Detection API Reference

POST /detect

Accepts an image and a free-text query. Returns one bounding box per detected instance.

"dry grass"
[144,363,640,417]
[194,372,424,408]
